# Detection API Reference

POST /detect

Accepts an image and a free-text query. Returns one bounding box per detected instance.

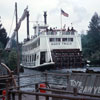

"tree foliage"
[0,22,17,71]
[8,49,17,70]
[0,24,9,48]
[82,12,100,66]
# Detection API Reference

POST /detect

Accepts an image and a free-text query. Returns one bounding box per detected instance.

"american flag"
[61,9,69,17]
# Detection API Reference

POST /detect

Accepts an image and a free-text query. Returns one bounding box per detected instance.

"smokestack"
[44,11,47,25]
[27,11,30,40]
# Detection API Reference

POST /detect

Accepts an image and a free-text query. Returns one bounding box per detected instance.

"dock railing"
[1,72,100,100]
[7,89,100,100]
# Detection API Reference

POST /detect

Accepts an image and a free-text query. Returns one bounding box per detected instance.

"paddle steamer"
[21,12,83,70]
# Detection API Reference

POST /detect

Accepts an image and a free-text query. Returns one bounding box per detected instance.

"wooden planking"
[65,73,100,95]
[50,73,100,96]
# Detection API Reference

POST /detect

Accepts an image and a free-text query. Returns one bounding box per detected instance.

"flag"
[20,6,28,22]
[17,6,28,30]
[5,31,17,50]
[5,7,28,50]
[61,9,69,17]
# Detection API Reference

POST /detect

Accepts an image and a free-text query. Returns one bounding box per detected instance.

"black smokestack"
[44,11,47,25]
[27,11,30,40]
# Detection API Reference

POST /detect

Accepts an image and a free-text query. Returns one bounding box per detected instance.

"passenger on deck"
[67,27,70,31]
[46,28,48,32]
[50,27,53,31]
[50,27,53,35]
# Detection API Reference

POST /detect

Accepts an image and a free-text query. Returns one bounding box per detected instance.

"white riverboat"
[21,12,83,71]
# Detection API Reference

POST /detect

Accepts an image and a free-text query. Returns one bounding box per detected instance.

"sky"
[0,0,100,42]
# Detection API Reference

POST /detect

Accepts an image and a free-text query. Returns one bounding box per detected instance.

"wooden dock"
[1,72,100,100]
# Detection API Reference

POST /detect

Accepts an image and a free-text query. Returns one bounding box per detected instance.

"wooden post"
[6,79,9,100]
[73,87,77,96]
[35,83,39,92]
[45,71,48,88]
[0,49,2,64]
[46,96,49,100]
[36,95,39,100]
[12,93,15,100]
[15,2,20,90]
[7,92,11,100]
[18,93,22,100]
[66,74,69,90]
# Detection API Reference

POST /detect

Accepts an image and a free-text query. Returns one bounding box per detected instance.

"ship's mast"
[15,2,20,90]
[5,3,28,82]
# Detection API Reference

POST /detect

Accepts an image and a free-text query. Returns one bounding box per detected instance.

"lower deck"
[21,49,84,71]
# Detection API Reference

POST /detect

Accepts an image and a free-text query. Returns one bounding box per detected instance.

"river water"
[19,67,100,91]
[19,68,68,91]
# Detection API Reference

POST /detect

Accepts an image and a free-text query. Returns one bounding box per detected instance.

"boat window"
[49,38,61,42]
[26,55,27,62]
[49,38,52,42]
[28,55,29,62]
[34,54,36,61]
[23,38,40,51]
[32,55,34,62]
[62,38,67,41]
[40,52,45,64]
[56,38,61,41]
[68,38,73,42]
[49,38,55,42]
[30,55,31,62]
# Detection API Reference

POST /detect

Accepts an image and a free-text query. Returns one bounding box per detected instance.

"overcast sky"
[0,0,100,42]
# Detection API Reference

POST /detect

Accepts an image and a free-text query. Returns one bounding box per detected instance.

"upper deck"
[22,24,82,54]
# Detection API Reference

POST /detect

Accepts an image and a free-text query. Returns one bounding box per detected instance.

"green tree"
[0,24,9,48]
[82,12,100,66]
[0,21,18,70]
[0,42,3,49]
[8,49,17,70]
[88,12,100,51]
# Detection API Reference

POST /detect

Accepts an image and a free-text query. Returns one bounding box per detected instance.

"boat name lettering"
[79,86,100,94]
[70,80,100,94]
[51,42,72,45]
[70,80,82,87]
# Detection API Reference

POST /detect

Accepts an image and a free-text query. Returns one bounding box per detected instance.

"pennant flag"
[5,31,17,50]
[61,9,69,17]
[5,7,28,50]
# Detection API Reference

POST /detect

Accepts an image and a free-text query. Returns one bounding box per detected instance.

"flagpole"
[60,9,62,34]
[60,9,69,33]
